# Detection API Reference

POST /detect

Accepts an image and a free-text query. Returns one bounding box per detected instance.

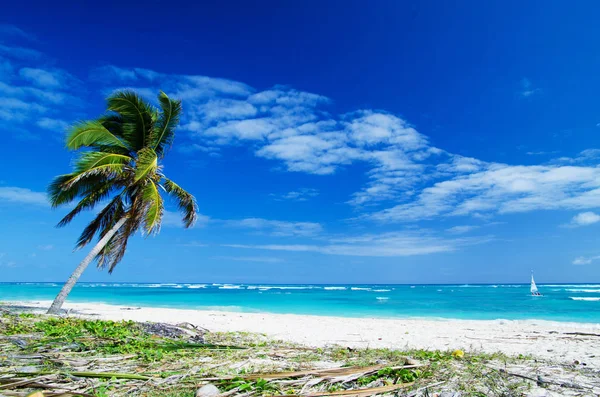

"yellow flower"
[452,349,465,358]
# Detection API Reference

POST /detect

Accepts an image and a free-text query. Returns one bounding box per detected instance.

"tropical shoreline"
[6,300,600,368]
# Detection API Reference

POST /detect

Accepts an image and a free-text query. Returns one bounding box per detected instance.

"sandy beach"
[9,300,600,368]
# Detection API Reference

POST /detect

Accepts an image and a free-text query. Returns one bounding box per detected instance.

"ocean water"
[1,282,599,323]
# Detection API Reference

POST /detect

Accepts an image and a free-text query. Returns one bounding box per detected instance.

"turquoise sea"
[1,282,599,322]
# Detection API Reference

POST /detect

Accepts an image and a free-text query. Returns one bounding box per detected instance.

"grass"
[1,310,592,396]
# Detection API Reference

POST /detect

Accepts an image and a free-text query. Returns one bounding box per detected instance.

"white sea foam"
[570,297,600,301]
[219,285,242,289]
[350,287,371,291]
[324,286,347,290]
[372,289,391,292]
[376,297,389,301]
[187,284,207,289]
[566,289,600,293]
[546,284,600,288]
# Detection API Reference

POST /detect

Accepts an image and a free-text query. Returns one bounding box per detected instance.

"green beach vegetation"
[1,309,597,396]
[46,91,198,314]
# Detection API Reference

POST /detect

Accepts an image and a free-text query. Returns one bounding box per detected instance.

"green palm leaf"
[152,91,182,157]
[142,181,163,235]
[107,91,156,150]
[75,152,132,173]
[76,196,125,248]
[163,178,198,228]
[48,173,111,208]
[67,121,129,150]
[57,181,116,228]
[134,148,158,182]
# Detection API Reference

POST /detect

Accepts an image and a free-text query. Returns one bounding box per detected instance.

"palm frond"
[96,236,116,269]
[48,173,114,208]
[75,152,132,173]
[134,148,158,182]
[105,224,132,273]
[57,182,115,228]
[151,91,182,157]
[67,121,129,150]
[107,91,156,151]
[64,152,131,189]
[76,196,125,248]
[141,180,163,235]
[163,178,198,228]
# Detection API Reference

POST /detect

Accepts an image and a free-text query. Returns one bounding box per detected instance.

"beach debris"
[438,392,462,397]
[195,383,220,397]
[2,309,600,397]
[140,321,206,342]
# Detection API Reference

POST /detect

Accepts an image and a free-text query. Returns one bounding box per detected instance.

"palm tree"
[46,90,198,314]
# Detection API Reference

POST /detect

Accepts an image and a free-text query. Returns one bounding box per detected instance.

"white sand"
[9,300,600,368]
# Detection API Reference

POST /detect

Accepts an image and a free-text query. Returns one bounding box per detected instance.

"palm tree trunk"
[47,217,128,314]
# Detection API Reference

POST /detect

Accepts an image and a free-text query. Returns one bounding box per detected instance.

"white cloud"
[212,256,283,263]
[179,241,208,247]
[37,244,54,250]
[0,187,47,206]
[0,252,17,268]
[36,117,69,131]
[162,210,210,228]
[526,151,559,156]
[0,97,47,121]
[520,78,540,98]
[19,68,64,88]
[0,24,36,41]
[0,44,42,60]
[446,225,479,234]
[91,65,600,222]
[0,45,81,140]
[365,164,600,223]
[227,218,322,237]
[567,212,600,228]
[572,255,600,265]
[272,188,319,201]
[224,230,491,257]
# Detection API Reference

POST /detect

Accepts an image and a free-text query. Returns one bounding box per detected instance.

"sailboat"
[530,272,542,296]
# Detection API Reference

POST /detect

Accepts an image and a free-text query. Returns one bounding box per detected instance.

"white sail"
[530,273,539,294]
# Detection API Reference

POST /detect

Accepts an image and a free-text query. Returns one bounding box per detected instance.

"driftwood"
[199,363,423,381]
[564,332,600,337]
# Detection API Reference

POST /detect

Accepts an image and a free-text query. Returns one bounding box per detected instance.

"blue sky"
[1,1,600,284]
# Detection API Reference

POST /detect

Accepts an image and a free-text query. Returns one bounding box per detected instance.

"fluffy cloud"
[227,218,323,237]
[520,78,540,98]
[225,230,491,257]
[572,255,600,265]
[212,256,283,263]
[162,210,210,228]
[0,43,80,138]
[272,188,319,201]
[366,164,600,223]
[567,212,600,227]
[0,187,48,206]
[36,117,69,132]
[19,67,77,89]
[446,225,480,234]
[88,65,600,225]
